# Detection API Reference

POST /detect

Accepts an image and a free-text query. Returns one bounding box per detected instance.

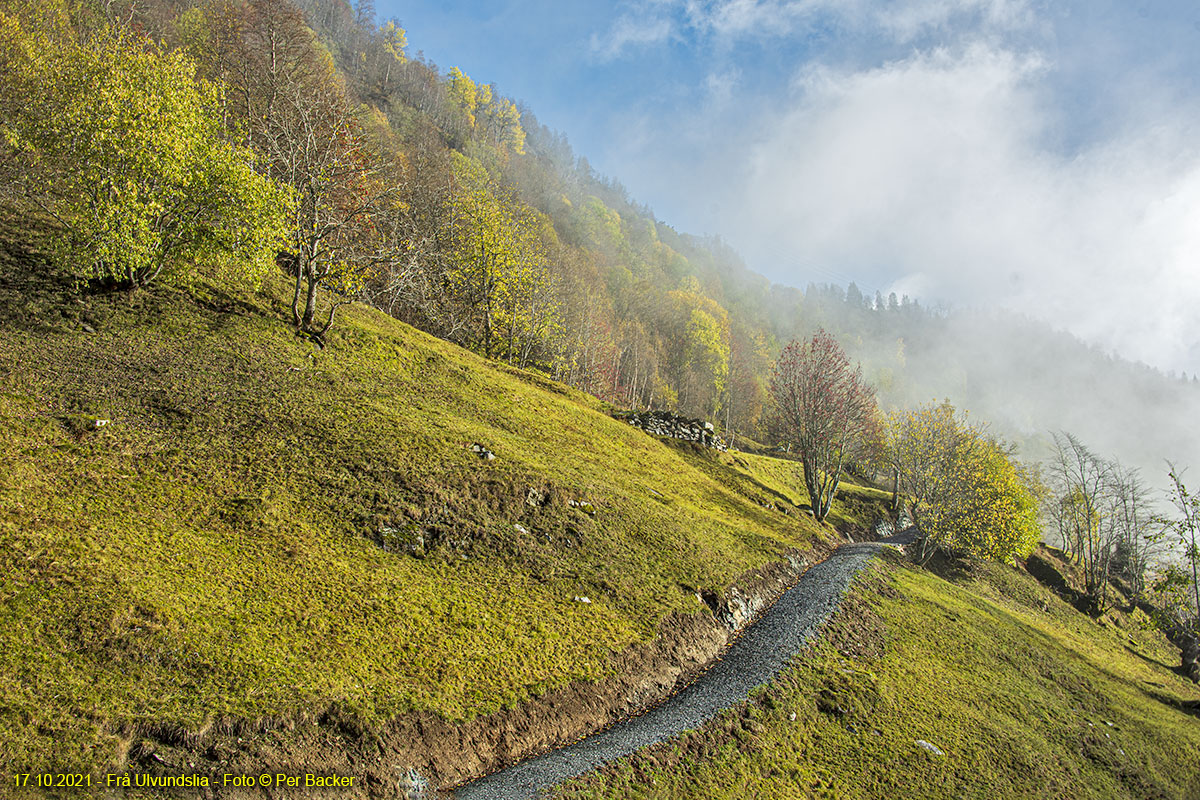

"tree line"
[771,331,1040,564]
[771,330,1198,661]
[0,0,1005,442]
[2,0,1195,461]
[2,0,1197,634]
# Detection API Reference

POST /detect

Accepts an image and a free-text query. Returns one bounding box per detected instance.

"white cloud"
[595,0,1038,52]
[878,0,1038,42]
[683,0,814,37]
[703,68,741,106]
[590,13,675,60]
[728,42,1200,373]
[584,1,1200,373]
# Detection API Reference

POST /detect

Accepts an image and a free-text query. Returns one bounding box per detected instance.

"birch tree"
[447,152,561,364]
[1047,432,1115,606]
[1166,464,1200,631]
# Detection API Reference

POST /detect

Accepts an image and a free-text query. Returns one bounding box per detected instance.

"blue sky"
[378,0,1200,375]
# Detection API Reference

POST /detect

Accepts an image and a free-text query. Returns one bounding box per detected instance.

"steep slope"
[555,554,1200,799]
[0,231,862,788]
[456,538,907,800]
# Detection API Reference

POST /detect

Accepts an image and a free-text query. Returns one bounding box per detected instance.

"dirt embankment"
[125,541,835,799]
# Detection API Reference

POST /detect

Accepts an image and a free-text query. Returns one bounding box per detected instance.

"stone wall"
[618,410,728,452]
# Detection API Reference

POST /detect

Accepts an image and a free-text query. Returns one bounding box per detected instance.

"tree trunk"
[821,474,840,521]
[1181,633,1200,684]
[483,304,493,359]
[291,265,304,327]
[803,458,834,523]
[302,266,318,330]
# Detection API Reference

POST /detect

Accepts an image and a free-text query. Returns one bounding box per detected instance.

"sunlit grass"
[0,266,846,776]
[557,559,1200,800]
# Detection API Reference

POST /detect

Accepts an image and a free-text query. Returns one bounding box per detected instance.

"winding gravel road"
[453,534,911,800]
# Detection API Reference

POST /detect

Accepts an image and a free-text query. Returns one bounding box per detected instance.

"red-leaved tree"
[770,330,880,522]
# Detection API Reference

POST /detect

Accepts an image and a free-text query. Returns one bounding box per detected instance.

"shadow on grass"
[1123,643,1179,674]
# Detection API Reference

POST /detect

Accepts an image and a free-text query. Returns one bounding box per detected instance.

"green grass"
[721,451,892,533]
[555,558,1200,800]
[0,245,859,776]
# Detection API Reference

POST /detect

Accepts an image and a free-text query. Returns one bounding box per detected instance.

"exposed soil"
[582,560,895,788]
[454,538,904,799]
[120,540,837,799]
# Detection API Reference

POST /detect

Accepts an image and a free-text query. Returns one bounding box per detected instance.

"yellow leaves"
[448,67,479,129]
[891,402,1039,562]
[445,152,562,362]
[445,67,525,155]
[580,196,624,251]
[380,21,406,63]
[1,23,290,287]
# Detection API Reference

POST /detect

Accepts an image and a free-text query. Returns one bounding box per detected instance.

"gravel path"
[453,534,910,800]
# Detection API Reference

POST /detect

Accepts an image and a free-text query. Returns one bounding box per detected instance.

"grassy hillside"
[555,555,1200,800]
[0,233,864,779]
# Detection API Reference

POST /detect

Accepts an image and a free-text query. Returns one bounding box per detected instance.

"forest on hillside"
[1,0,1198,763]
[1,0,1196,482]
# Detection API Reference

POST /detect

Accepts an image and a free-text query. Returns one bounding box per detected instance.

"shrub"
[890,402,1040,563]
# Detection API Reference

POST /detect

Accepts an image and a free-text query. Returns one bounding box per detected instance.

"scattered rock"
[525,487,546,507]
[396,767,428,799]
[374,524,425,557]
[915,739,944,756]
[786,555,810,572]
[573,595,591,604]
[80,322,96,334]
[469,443,495,461]
[1181,634,1200,683]
[94,418,110,429]
[568,499,596,516]
[513,524,529,536]
[724,588,754,630]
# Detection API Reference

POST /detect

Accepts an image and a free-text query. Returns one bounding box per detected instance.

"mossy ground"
[556,556,1200,800]
[0,234,859,779]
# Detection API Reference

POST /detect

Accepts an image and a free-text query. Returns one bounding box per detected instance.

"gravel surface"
[453,534,911,800]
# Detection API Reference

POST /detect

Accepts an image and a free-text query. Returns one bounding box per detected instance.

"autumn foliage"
[889,402,1040,563]
[770,330,880,522]
[0,6,289,288]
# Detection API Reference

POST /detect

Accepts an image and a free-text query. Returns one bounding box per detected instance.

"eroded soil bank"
[118,540,837,799]
[454,539,898,800]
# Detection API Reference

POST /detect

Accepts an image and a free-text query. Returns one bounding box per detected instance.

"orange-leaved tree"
[178,0,398,343]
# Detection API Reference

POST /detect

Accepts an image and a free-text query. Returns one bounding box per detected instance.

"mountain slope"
[0,229,853,783]
[555,554,1200,800]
